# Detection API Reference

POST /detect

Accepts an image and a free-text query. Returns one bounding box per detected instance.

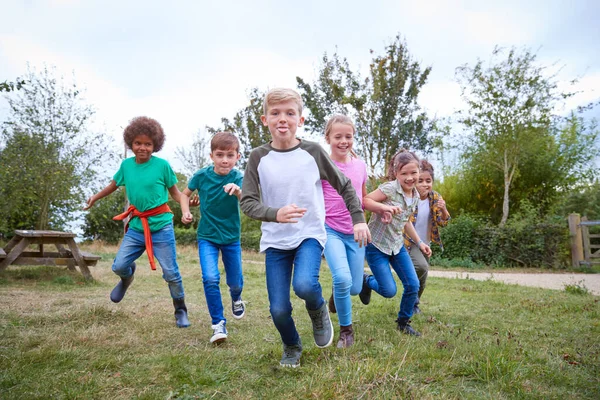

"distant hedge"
[435,210,570,269]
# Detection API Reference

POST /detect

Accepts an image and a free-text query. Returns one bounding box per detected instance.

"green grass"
[0,244,598,399]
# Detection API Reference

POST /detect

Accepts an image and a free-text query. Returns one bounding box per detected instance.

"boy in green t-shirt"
[85,116,190,328]
[180,132,245,344]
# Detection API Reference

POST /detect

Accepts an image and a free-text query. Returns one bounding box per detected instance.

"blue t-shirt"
[113,156,177,232]
[188,166,243,244]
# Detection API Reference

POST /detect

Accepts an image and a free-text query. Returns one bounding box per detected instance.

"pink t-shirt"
[322,157,368,235]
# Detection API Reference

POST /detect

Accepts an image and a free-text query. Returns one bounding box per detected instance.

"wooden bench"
[0,247,6,259]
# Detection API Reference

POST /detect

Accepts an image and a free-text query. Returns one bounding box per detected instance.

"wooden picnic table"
[0,230,100,280]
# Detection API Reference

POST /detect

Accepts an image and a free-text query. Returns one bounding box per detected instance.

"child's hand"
[276,204,307,223]
[189,194,200,207]
[83,196,95,211]
[438,198,447,212]
[420,242,432,257]
[223,183,241,197]
[381,211,393,224]
[353,223,371,248]
[181,212,193,225]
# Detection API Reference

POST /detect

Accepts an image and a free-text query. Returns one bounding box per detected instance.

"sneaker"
[396,318,421,337]
[280,342,303,368]
[413,304,422,315]
[359,274,372,305]
[337,324,354,348]
[307,302,334,348]
[232,298,246,319]
[210,321,228,344]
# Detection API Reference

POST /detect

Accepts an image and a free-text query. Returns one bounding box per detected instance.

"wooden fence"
[568,213,600,267]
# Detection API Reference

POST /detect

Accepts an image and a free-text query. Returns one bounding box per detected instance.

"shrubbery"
[436,202,570,268]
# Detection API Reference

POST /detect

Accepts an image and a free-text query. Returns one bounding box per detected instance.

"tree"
[456,47,575,226]
[0,78,26,92]
[176,129,210,177]
[0,65,114,233]
[82,186,127,243]
[297,34,434,177]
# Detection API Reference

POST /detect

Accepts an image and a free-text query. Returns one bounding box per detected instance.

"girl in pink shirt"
[322,115,369,348]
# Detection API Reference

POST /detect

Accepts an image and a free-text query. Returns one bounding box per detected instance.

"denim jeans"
[365,243,419,320]
[264,238,325,346]
[198,239,244,325]
[323,225,365,327]
[112,223,185,300]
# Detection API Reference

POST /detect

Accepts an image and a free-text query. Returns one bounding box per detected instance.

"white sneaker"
[232,298,246,319]
[210,320,227,344]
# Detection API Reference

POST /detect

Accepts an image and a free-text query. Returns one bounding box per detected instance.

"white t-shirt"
[414,198,430,245]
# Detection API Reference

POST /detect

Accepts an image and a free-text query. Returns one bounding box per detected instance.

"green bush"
[174,227,197,246]
[438,203,570,268]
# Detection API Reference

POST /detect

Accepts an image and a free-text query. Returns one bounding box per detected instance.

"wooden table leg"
[0,237,30,270]
[66,238,93,280]
[3,236,21,253]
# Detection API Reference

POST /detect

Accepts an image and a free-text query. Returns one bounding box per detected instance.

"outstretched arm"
[84,180,118,210]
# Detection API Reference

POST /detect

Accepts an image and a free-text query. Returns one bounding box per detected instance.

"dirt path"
[428,270,600,295]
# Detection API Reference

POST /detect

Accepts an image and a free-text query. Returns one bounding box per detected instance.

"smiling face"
[417,171,433,199]
[326,122,354,162]
[396,162,420,195]
[261,99,304,150]
[210,147,240,175]
[131,134,154,163]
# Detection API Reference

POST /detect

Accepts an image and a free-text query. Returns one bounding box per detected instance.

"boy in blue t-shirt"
[180,132,245,344]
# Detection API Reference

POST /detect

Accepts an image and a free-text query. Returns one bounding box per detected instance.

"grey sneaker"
[210,320,228,344]
[280,342,303,368]
[232,298,246,319]
[307,302,334,348]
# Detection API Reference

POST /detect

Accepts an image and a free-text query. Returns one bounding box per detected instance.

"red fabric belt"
[113,203,172,271]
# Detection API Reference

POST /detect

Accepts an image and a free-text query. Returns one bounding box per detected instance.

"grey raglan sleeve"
[308,143,366,225]
[240,148,279,222]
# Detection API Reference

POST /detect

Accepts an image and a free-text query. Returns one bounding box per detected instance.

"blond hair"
[324,114,358,158]
[263,88,303,115]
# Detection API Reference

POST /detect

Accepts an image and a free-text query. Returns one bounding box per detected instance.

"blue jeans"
[198,239,244,325]
[112,223,185,300]
[365,244,419,320]
[323,225,365,327]
[265,238,325,346]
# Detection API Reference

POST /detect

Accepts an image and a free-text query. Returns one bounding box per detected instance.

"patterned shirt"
[403,190,450,251]
[368,180,419,256]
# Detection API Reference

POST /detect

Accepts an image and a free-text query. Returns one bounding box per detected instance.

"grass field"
[0,243,598,399]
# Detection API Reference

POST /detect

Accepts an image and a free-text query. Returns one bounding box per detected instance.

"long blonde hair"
[324,114,358,158]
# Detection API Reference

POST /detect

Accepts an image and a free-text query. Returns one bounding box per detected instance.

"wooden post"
[581,216,591,265]
[568,213,584,268]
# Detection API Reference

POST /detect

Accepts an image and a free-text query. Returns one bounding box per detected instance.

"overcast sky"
[1,0,599,173]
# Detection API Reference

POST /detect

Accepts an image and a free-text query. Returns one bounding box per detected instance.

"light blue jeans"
[198,239,244,325]
[323,224,365,327]
[112,223,185,300]
[265,238,325,346]
[365,244,419,320]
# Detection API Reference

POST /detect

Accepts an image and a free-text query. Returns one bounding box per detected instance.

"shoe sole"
[232,310,245,319]
[315,313,334,349]
[279,362,300,368]
[210,334,227,344]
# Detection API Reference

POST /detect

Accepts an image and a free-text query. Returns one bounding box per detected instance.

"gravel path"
[428,270,600,295]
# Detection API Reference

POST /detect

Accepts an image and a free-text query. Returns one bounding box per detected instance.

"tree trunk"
[499,150,517,227]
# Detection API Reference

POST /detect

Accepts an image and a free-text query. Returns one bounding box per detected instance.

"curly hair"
[419,159,435,181]
[123,116,165,152]
[386,148,420,181]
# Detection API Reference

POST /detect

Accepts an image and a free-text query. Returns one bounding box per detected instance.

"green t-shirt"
[113,156,177,232]
[188,165,243,245]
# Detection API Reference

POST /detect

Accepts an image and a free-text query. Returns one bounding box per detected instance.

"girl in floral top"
[361,149,432,336]
[403,160,450,315]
